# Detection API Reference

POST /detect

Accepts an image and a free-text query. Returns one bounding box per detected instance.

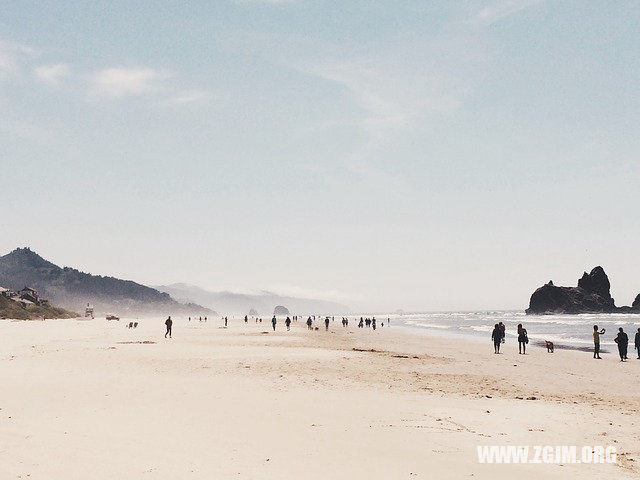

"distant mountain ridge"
[0,248,213,316]
[156,283,350,316]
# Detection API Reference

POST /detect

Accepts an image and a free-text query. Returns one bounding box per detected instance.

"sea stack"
[273,305,290,316]
[526,266,639,314]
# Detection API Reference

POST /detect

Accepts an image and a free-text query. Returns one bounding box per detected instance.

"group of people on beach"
[491,322,528,354]
[593,325,640,361]
[490,321,640,360]
[164,314,392,336]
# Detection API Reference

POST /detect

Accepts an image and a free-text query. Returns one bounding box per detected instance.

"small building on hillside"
[0,287,13,298]
[19,287,40,304]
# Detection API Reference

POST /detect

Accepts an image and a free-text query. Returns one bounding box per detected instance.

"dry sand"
[1,316,639,479]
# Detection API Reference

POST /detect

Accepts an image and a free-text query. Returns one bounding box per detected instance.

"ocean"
[369,311,640,351]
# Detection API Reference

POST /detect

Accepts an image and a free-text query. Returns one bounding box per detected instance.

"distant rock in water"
[526,266,639,314]
[273,305,290,316]
[248,308,258,316]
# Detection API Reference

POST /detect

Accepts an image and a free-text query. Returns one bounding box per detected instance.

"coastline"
[1,317,639,479]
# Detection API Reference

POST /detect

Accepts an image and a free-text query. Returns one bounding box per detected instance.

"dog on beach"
[545,340,554,353]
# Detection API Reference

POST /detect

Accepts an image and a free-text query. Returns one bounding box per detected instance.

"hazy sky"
[1,1,639,312]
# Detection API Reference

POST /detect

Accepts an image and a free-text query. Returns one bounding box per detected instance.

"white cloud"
[306,60,461,136]
[34,63,71,86]
[470,0,543,27]
[164,89,213,106]
[0,39,35,79]
[87,67,169,98]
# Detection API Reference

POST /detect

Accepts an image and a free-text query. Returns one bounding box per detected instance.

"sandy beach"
[1,317,639,479]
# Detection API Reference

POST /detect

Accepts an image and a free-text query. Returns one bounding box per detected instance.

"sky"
[1,0,639,312]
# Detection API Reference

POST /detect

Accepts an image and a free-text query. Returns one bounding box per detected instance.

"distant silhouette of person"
[272,315,277,331]
[285,316,291,331]
[358,318,364,328]
[244,315,248,323]
[307,316,313,330]
[199,316,202,322]
[636,328,640,359]
[204,317,207,322]
[517,323,528,354]
[224,316,228,327]
[324,317,330,331]
[498,322,506,344]
[614,327,629,361]
[491,324,501,354]
[165,316,173,338]
[188,316,191,322]
[593,325,605,359]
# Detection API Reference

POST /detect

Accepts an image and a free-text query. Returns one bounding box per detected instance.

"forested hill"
[0,248,213,316]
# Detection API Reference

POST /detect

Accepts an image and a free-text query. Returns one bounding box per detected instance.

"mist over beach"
[2,1,640,479]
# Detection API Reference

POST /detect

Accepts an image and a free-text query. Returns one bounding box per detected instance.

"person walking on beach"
[491,324,502,354]
[324,317,330,331]
[636,328,640,359]
[307,316,313,330]
[285,316,291,331]
[593,325,605,359]
[224,316,228,327]
[517,323,528,354]
[165,316,173,338]
[498,322,506,344]
[614,327,629,361]
[372,317,376,330]
[272,315,277,331]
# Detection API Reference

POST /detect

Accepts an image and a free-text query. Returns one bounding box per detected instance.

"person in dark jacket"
[491,324,501,354]
[165,316,173,338]
[517,323,528,355]
[285,316,291,331]
[614,327,629,361]
[271,315,277,331]
[635,328,640,359]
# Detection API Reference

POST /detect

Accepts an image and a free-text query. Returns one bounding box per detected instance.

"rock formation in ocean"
[526,266,639,314]
[273,305,290,315]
